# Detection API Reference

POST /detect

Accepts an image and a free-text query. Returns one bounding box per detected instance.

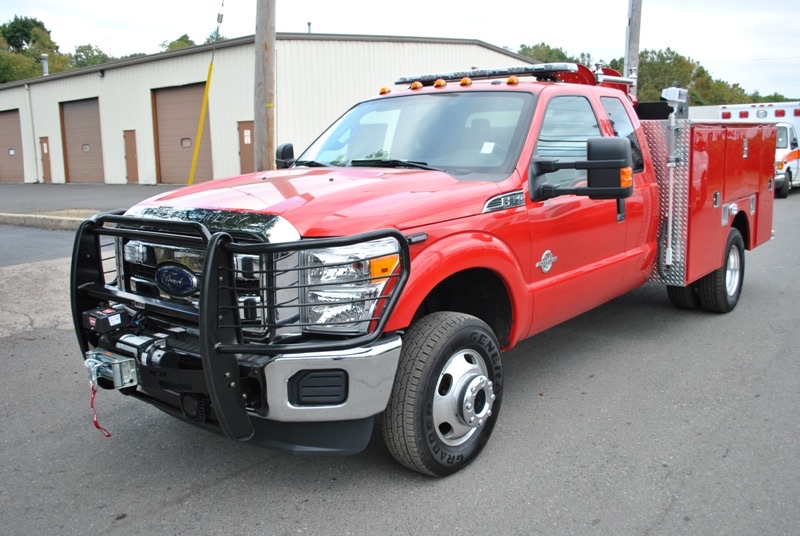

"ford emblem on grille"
[155,263,199,297]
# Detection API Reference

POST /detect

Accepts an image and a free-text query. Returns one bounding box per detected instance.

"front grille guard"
[71,211,410,441]
[71,211,410,356]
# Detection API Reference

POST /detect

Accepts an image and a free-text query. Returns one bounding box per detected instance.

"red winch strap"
[89,382,112,438]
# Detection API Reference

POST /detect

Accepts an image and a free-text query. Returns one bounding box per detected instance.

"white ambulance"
[690,102,800,198]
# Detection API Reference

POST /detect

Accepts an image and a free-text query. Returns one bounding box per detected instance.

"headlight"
[301,237,401,334]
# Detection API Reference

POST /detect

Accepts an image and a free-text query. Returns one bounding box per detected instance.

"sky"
[2,0,799,99]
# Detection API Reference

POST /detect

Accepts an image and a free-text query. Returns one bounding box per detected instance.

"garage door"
[0,109,25,183]
[62,98,105,183]
[153,84,212,184]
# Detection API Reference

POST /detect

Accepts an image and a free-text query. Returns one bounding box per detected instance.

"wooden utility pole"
[254,0,276,170]
[625,0,642,97]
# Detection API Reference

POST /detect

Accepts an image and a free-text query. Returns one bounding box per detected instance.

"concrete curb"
[0,213,84,231]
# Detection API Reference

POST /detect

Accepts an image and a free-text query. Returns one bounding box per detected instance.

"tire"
[382,312,503,476]
[697,228,745,313]
[777,172,790,198]
[666,284,700,309]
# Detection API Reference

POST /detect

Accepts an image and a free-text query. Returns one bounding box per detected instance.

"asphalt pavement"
[0,183,183,230]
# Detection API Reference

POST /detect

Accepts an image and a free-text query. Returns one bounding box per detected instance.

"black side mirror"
[530,137,633,201]
[791,138,798,150]
[276,143,295,169]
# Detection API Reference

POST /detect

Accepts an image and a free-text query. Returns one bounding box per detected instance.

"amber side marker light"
[460,77,473,86]
[507,75,520,85]
[370,254,401,283]
[620,167,633,188]
[433,79,447,88]
[379,86,392,95]
[410,81,424,90]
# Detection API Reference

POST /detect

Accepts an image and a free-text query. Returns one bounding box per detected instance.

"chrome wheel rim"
[725,244,742,296]
[432,349,496,447]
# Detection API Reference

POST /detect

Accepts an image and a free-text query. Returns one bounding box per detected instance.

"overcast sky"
[2,0,799,99]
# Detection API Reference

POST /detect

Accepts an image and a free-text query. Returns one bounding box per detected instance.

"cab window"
[534,96,600,187]
[600,96,644,172]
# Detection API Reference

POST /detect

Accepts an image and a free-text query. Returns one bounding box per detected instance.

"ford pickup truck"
[72,63,775,476]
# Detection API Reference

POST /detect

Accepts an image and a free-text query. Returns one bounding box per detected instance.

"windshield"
[296,91,535,181]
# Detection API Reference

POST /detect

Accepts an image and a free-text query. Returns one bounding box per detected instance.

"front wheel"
[382,312,503,476]
[777,172,790,198]
[697,228,745,313]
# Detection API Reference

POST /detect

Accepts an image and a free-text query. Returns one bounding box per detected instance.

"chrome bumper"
[264,335,402,422]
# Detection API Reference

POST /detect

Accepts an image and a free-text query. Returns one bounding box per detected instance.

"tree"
[518,42,577,64]
[0,18,70,82]
[160,34,195,52]
[518,42,594,66]
[72,44,110,68]
[635,48,698,101]
[204,29,226,44]
[0,15,48,53]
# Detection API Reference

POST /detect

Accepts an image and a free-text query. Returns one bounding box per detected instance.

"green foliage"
[160,34,196,52]
[0,18,71,81]
[0,49,38,83]
[0,15,48,53]
[73,44,110,68]
[518,42,598,67]
[204,29,227,44]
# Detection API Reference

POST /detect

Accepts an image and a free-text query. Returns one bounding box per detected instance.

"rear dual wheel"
[666,228,745,313]
[697,228,745,313]
[382,312,503,476]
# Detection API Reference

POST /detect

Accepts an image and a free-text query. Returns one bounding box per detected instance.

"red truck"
[72,63,775,476]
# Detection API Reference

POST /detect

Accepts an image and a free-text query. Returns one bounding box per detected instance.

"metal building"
[0,33,534,184]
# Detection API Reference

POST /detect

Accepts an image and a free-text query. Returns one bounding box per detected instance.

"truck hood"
[130,167,506,236]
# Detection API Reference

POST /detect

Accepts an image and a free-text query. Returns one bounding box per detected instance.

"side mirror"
[791,138,798,150]
[276,143,295,169]
[530,137,634,201]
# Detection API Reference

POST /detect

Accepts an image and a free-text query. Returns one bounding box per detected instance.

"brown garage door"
[153,84,212,184]
[0,109,25,183]
[61,98,105,183]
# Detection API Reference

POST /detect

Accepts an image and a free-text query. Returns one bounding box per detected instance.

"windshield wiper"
[294,160,328,167]
[349,159,443,171]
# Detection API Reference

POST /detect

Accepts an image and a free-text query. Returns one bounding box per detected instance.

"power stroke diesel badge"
[154,263,199,297]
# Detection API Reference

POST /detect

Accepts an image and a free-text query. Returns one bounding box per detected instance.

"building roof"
[0,33,533,90]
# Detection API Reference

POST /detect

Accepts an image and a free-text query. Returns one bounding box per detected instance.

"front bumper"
[84,334,401,454]
[264,335,401,422]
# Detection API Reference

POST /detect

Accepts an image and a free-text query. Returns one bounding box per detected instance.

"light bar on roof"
[394,63,580,86]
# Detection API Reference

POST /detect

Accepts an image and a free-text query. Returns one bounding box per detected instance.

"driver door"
[527,94,628,334]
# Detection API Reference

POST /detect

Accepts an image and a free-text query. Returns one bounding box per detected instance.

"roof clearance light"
[739,111,749,118]
[721,111,732,119]
[507,75,520,85]
[775,109,785,117]
[410,81,423,90]
[379,86,392,95]
[460,77,472,86]
[433,79,446,88]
